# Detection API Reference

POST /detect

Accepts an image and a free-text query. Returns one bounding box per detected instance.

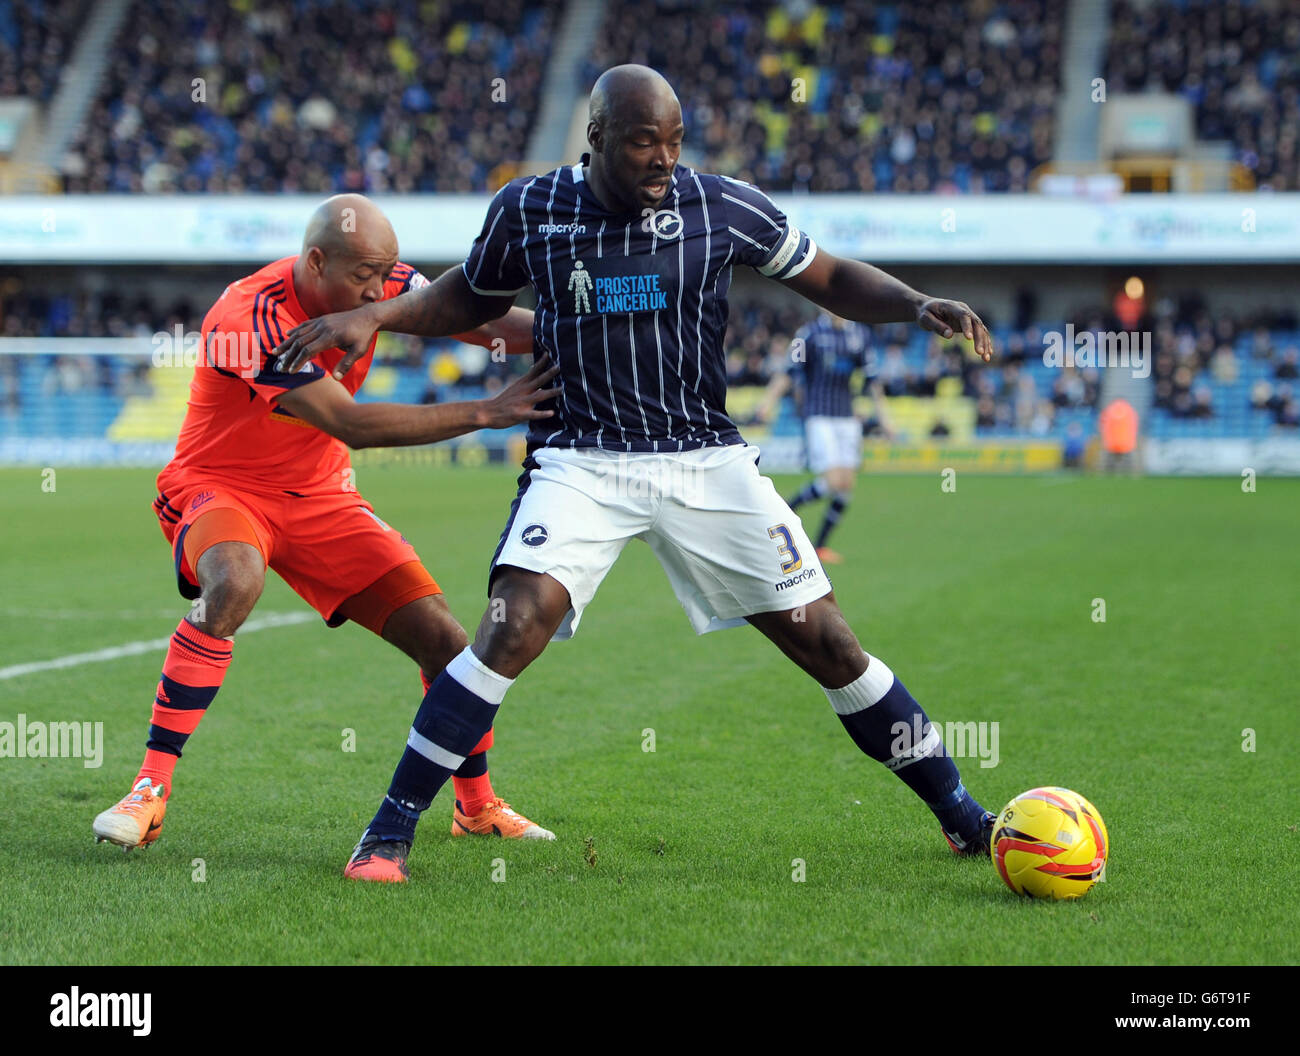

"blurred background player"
[91,194,560,857]
[756,311,891,564]
[1098,396,1140,473]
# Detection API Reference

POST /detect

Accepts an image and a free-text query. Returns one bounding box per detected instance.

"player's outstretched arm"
[274,357,558,449]
[274,266,519,380]
[754,370,792,423]
[454,306,536,357]
[867,378,895,439]
[782,251,994,362]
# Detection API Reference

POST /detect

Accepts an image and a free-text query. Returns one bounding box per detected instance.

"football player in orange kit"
[92,195,559,873]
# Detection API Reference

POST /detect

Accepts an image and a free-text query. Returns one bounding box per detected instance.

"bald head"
[586,65,683,213]
[294,194,400,317]
[302,193,397,261]
[589,64,680,136]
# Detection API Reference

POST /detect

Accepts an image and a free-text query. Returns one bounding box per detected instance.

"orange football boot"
[451,797,555,840]
[93,777,167,851]
[343,831,410,883]
[816,546,845,565]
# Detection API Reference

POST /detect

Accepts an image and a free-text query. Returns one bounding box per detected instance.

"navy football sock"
[824,656,987,841]
[367,648,513,842]
[815,492,849,549]
[787,477,828,510]
[454,751,489,779]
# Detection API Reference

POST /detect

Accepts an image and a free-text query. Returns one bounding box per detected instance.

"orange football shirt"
[158,256,427,497]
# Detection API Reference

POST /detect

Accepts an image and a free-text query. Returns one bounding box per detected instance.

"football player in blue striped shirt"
[757,312,893,564]
[275,65,999,882]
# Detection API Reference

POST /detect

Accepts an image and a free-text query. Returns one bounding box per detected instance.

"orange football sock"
[135,619,233,800]
[136,747,179,795]
[454,772,495,817]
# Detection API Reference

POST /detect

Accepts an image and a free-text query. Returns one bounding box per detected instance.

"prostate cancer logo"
[569,258,670,316]
[521,523,549,547]
[568,261,594,315]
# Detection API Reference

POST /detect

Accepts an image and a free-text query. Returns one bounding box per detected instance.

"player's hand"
[479,357,561,429]
[273,305,382,380]
[917,298,994,363]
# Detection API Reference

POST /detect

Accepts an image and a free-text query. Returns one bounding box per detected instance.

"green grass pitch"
[1,465,1296,965]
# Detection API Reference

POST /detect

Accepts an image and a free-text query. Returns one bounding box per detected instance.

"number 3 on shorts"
[767,524,803,574]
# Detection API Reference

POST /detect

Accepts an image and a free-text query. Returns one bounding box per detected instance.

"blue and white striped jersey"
[787,315,876,419]
[462,153,817,452]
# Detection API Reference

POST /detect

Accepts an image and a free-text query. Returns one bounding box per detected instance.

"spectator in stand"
[878,343,911,397]
[1062,422,1086,468]
[1275,347,1300,380]
[1268,383,1295,424]
[1250,379,1274,411]
[1189,387,1214,419]
[1211,343,1239,384]
[1250,327,1276,361]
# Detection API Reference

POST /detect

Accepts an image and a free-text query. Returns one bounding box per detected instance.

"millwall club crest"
[568,261,594,314]
[521,523,549,547]
[644,208,684,240]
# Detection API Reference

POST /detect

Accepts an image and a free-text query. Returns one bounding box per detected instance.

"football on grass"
[991,787,1109,899]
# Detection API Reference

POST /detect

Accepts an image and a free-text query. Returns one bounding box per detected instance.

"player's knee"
[827,467,855,493]
[196,559,264,636]
[480,596,546,655]
[476,584,557,667]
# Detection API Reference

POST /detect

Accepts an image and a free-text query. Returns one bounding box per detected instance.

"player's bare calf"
[745,594,868,691]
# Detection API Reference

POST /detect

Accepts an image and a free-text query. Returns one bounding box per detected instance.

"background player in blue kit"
[274,65,998,883]
[756,312,893,565]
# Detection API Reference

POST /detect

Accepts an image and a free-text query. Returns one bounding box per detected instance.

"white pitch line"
[0,612,317,681]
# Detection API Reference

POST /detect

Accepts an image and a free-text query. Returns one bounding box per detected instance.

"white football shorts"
[491,444,831,639]
[804,415,862,474]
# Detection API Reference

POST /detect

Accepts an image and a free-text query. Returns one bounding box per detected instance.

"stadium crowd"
[1106,0,1300,191]
[11,0,1288,196]
[59,0,555,193]
[0,0,81,102]
[585,0,1065,192]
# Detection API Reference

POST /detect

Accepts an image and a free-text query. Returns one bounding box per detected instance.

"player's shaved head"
[302,193,397,263]
[294,194,400,318]
[589,64,680,137]
[586,65,683,214]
